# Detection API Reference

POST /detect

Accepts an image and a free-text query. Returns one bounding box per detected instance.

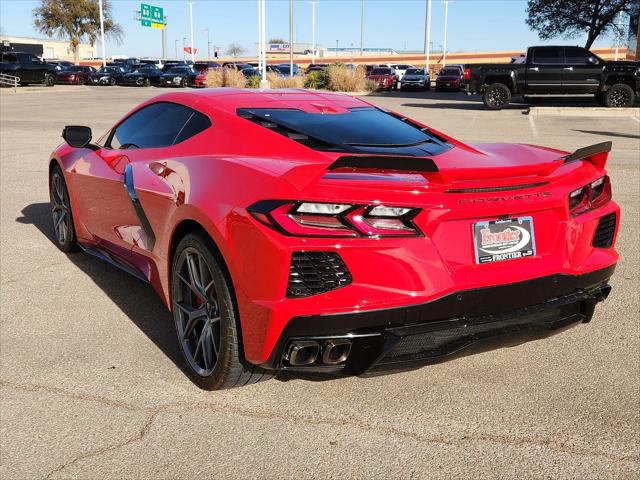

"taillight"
[568,175,611,216]
[463,68,471,81]
[247,200,422,237]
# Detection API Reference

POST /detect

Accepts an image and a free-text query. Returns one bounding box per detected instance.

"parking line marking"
[528,115,539,137]
[631,116,640,123]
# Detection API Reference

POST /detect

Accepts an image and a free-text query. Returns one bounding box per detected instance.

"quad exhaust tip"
[286,339,352,366]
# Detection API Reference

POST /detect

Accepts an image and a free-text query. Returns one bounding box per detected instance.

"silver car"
[400,68,431,91]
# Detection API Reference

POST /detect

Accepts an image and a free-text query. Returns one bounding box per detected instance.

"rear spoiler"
[563,141,611,169]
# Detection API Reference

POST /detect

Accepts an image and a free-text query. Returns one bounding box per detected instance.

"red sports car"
[49,89,619,390]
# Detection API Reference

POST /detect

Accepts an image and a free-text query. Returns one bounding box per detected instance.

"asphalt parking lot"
[1,86,639,479]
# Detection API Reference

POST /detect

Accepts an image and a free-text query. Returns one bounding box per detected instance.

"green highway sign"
[140,3,164,29]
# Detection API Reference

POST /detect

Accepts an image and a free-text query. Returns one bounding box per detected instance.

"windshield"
[97,67,119,74]
[237,107,450,156]
[440,69,460,76]
[405,69,425,75]
[168,67,190,74]
[371,68,392,75]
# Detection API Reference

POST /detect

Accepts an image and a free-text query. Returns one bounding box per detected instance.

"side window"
[1,53,18,62]
[109,102,211,149]
[564,47,591,64]
[532,47,564,64]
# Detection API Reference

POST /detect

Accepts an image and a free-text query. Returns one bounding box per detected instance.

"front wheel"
[49,166,78,252]
[109,77,116,86]
[603,83,635,108]
[44,73,55,87]
[483,83,511,110]
[180,78,187,88]
[171,231,272,390]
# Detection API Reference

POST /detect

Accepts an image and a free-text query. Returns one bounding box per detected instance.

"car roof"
[135,89,371,116]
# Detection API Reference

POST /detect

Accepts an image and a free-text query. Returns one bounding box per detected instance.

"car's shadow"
[17,202,343,385]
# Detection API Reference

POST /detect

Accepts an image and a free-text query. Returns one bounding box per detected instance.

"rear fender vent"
[592,213,617,249]
[287,252,352,298]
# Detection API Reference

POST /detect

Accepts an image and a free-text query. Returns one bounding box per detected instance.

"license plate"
[445,83,451,86]
[473,217,536,264]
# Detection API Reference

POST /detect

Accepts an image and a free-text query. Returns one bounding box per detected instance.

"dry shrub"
[266,72,304,89]
[205,68,247,88]
[326,64,369,92]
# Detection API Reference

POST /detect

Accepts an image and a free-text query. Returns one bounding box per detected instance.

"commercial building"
[0,35,95,61]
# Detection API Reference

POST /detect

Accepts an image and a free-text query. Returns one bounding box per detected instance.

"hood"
[403,75,426,80]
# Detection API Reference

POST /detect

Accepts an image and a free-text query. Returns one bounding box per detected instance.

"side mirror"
[62,126,92,148]
[587,57,598,65]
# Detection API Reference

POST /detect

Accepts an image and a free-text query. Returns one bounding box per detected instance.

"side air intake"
[287,252,352,298]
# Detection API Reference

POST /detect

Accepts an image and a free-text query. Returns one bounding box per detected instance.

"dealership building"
[0,35,95,61]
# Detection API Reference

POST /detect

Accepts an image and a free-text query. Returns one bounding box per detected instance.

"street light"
[182,37,186,59]
[442,0,452,67]
[308,1,318,65]
[98,0,106,67]
[187,2,195,62]
[289,0,294,77]
[360,0,364,56]
[423,0,431,73]
[204,28,210,59]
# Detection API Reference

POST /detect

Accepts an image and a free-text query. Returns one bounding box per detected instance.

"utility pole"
[162,15,168,59]
[205,28,210,59]
[309,1,318,64]
[289,0,294,75]
[98,0,106,67]
[188,2,195,62]
[423,0,431,73]
[614,11,623,61]
[442,0,451,67]
[175,39,178,59]
[182,37,186,59]
[360,0,364,56]
[257,1,262,72]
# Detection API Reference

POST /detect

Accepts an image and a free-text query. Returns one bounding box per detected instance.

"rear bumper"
[261,265,615,373]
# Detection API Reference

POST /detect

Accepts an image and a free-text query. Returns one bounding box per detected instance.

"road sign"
[140,3,164,29]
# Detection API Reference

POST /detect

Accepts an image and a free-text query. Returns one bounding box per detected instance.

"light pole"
[261,0,268,87]
[614,11,623,61]
[289,0,294,76]
[204,28,210,59]
[175,39,178,58]
[187,2,195,62]
[335,39,339,58]
[182,37,186,59]
[423,0,431,74]
[360,0,364,56]
[257,0,262,72]
[442,0,451,67]
[309,1,318,64]
[162,15,168,60]
[98,0,106,67]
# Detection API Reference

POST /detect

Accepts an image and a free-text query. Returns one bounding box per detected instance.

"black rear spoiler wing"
[563,141,612,168]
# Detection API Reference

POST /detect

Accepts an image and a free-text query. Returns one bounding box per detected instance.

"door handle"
[563,67,574,71]
[530,67,539,71]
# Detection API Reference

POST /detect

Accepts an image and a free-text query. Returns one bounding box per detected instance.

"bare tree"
[33,0,123,63]
[526,0,632,49]
[225,43,247,58]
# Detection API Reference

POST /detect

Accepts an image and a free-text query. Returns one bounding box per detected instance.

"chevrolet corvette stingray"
[49,89,619,389]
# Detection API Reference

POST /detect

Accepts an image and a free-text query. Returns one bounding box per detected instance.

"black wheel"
[483,83,511,110]
[143,78,150,87]
[603,83,635,108]
[171,231,272,390]
[180,78,187,88]
[109,77,116,86]
[49,166,78,252]
[44,73,55,87]
[424,81,430,91]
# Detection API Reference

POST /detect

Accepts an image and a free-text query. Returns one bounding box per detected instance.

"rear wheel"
[483,83,511,110]
[109,77,116,86]
[171,232,272,390]
[603,83,635,108]
[49,166,78,252]
[143,78,150,87]
[180,78,187,88]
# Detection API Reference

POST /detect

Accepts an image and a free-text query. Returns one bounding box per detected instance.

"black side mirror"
[62,126,92,148]
[587,57,598,65]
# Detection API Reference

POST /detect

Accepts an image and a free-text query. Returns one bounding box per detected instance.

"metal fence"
[0,73,19,91]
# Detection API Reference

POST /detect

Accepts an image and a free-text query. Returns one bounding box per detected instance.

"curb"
[528,106,640,118]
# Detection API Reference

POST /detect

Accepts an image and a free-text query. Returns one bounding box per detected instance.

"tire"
[44,73,55,87]
[180,78,187,88]
[424,82,430,91]
[49,165,78,252]
[144,78,150,87]
[109,77,116,86]
[171,231,273,390]
[483,83,511,110]
[602,83,635,108]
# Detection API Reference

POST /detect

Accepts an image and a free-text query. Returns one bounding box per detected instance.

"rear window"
[439,69,460,76]
[532,47,564,64]
[237,107,450,156]
[405,68,424,75]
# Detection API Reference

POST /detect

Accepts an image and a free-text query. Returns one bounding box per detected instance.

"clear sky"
[0,0,622,59]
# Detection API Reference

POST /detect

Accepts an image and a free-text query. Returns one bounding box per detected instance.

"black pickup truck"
[463,46,640,110]
[0,51,57,86]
